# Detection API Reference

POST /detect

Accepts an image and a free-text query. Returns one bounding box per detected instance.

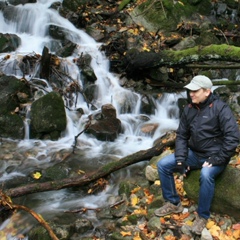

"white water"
[0,0,184,238]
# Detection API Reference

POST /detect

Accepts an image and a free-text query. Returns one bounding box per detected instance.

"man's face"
[189,88,211,104]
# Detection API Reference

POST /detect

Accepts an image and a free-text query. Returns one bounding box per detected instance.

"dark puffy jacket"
[175,93,240,165]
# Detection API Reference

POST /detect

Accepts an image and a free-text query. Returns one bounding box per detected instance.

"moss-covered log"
[124,44,240,69]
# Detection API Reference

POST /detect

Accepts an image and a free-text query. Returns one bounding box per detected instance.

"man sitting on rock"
[154,75,240,235]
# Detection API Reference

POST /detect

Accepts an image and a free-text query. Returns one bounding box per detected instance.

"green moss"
[136,0,212,32]
[127,214,138,224]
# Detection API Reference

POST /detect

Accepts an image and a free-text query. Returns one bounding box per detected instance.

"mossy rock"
[30,92,67,140]
[183,166,240,221]
[28,225,51,240]
[133,0,212,32]
[0,113,24,139]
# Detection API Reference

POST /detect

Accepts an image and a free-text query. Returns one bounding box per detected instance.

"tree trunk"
[5,132,176,198]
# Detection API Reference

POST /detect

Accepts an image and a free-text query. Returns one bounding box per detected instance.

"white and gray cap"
[184,75,213,91]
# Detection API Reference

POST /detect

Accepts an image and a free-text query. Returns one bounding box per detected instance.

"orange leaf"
[233,229,240,239]
[164,235,177,240]
[120,231,132,237]
[146,194,154,204]
[131,187,141,194]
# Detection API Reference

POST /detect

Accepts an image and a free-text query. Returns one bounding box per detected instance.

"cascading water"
[0,0,185,238]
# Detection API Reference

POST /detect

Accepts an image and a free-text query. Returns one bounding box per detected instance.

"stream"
[0,0,185,238]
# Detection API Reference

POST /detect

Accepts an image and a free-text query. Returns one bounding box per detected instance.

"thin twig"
[0,191,59,240]
[72,121,92,153]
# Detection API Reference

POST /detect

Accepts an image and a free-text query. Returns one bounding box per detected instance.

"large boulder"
[30,92,67,140]
[146,151,240,221]
[0,75,31,139]
[183,166,240,221]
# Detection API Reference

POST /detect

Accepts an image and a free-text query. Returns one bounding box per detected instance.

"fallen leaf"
[232,223,240,230]
[130,195,139,206]
[120,231,132,237]
[154,180,160,185]
[32,171,42,179]
[206,220,216,229]
[119,27,128,32]
[131,187,141,194]
[133,208,147,215]
[209,224,221,237]
[232,229,240,239]
[164,235,177,240]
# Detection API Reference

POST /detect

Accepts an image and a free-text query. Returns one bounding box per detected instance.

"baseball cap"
[184,75,213,91]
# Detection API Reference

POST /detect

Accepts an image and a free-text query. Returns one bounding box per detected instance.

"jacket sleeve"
[174,107,190,163]
[209,103,240,165]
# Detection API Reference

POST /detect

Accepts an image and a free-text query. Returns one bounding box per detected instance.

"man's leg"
[154,153,183,216]
[191,163,226,235]
[198,165,226,219]
[157,153,181,204]
[155,149,202,217]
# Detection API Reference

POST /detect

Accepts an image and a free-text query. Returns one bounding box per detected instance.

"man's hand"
[175,162,189,176]
[202,161,212,167]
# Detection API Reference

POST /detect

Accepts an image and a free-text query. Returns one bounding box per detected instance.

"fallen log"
[124,44,240,70]
[145,79,240,88]
[5,132,176,198]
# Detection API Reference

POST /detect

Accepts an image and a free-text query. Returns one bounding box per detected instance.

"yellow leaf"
[154,180,160,185]
[77,169,85,174]
[209,225,221,237]
[133,208,147,215]
[130,195,139,206]
[185,220,193,226]
[32,171,42,179]
[206,220,215,229]
[120,231,131,237]
[88,189,92,194]
[142,46,150,52]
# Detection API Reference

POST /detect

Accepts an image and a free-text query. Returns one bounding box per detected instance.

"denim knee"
[200,167,214,184]
[157,153,175,172]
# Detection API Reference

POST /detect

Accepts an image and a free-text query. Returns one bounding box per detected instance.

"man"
[154,75,240,235]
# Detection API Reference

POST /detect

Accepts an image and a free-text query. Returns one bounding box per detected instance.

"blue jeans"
[157,149,226,219]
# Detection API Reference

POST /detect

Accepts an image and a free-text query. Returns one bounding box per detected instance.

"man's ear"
[205,89,211,96]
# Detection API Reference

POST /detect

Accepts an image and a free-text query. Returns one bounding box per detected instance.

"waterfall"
[0,0,185,238]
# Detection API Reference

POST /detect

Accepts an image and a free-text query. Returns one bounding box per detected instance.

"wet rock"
[201,228,213,240]
[147,216,162,231]
[28,226,52,240]
[30,92,67,140]
[74,218,94,234]
[85,104,121,141]
[0,75,31,139]
[0,33,21,53]
[7,0,36,6]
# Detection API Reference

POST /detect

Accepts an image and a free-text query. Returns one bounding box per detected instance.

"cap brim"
[184,82,201,91]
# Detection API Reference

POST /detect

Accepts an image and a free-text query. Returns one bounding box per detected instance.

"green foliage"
[118,0,133,11]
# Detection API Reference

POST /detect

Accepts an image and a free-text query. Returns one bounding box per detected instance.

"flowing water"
[0,0,185,238]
